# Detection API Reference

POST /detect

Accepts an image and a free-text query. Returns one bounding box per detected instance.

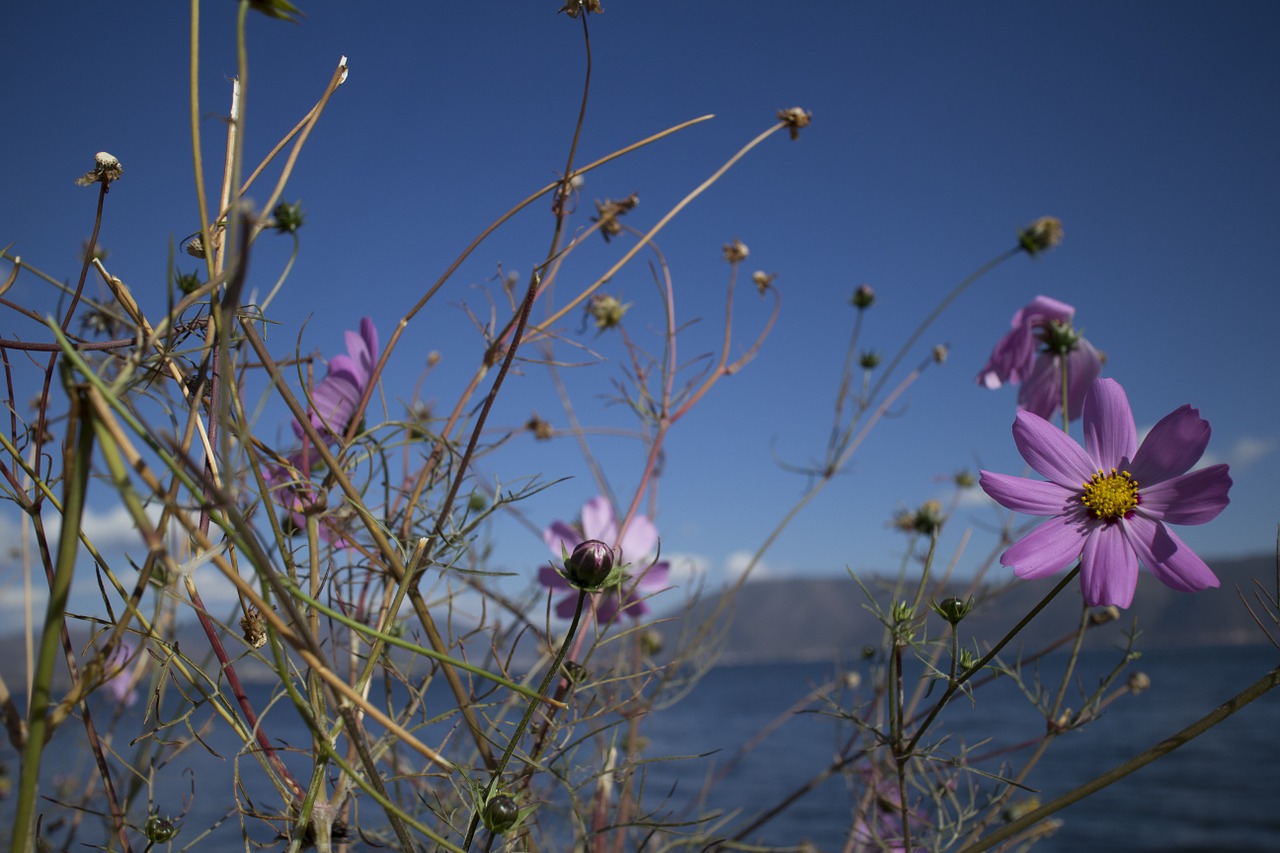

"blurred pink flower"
[266,318,379,550]
[976,295,1102,422]
[103,641,141,707]
[295,316,379,441]
[538,496,669,622]
[980,378,1231,608]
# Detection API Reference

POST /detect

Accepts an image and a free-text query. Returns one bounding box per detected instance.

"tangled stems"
[461,589,589,851]
[962,664,1280,852]
[903,566,1081,757]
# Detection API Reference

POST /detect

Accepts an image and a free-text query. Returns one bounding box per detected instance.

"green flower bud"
[144,814,178,843]
[850,284,875,309]
[931,596,973,625]
[271,200,306,234]
[483,794,519,834]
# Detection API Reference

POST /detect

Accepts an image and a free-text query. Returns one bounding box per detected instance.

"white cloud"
[723,550,771,583]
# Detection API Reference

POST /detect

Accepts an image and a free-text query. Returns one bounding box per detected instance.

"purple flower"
[980,378,1232,608]
[295,317,379,441]
[976,296,1103,421]
[538,496,669,622]
[266,318,380,550]
[104,641,140,707]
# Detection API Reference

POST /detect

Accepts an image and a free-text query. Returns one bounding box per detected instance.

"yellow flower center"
[1081,468,1139,521]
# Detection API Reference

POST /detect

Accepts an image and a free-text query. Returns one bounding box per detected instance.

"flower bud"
[483,794,519,834]
[564,539,614,588]
[859,350,881,370]
[932,596,973,625]
[144,815,178,843]
[1127,672,1151,694]
[850,284,876,309]
[271,199,306,234]
[932,344,949,364]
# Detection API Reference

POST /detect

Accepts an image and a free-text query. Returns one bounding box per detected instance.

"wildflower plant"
[1,5,1277,853]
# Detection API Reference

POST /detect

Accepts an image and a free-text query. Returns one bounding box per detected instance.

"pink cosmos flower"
[267,318,380,549]
[295,316,379,441]
[980,378,1232,608]
[538,495,669,622]
[976,296,1103,422]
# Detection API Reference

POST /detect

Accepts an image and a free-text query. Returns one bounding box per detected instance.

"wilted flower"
[979,378,1231,608]
[592,194,638,243]
[538,495,669,622]
[1018,216,1064,256]
[75,152,124,189]
[526,413,554,440]
[976,296,1103,422]
[559,0,602,17]
[777,106,812,140]
[722,239,749,263]
[931,344,949,364]
[752,271,776,294]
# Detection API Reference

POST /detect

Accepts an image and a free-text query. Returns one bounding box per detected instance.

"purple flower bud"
[564,539,615,588]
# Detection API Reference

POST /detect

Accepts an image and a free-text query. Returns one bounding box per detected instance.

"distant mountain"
[651,553,1278,666]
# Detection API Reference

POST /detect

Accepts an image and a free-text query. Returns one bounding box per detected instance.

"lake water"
[2,645,1276,851]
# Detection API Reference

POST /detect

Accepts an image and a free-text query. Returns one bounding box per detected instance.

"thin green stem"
[461,589,588,851]
[904,566,1080,756]
[12,384,93,853]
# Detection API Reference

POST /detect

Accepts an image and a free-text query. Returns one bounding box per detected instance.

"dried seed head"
[777,107,812,140]
[75,152,124,189]
[240,607,268,649]
[586,293,629,330]
[1018,216,1064,256]
[722,239,749,263]
[751,271,776,294]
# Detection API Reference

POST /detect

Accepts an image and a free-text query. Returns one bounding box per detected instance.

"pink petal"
[580,496,619,544]
[1135,464,1231,525]
[980,470,1075,516]
[538,565,570,591]
[1063,339,1103,422]
[1012,410,1096,487]
[1080,524,1139,608]
[618,514,658,561]
[543,521,583,558]
[1015,354,1062,420]
[555,592,582,619]
[1082,379,1137,471]
[1129,405,1212,485]
[1121,516,1220,593]
[1002,515,1087,579]
[633,560,670,593]
[616,591,649,620]
[593,593,621,623]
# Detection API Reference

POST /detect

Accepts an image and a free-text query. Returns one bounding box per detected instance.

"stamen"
[1081,468,1140,521]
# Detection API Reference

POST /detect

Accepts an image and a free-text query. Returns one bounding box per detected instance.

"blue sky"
[3,2,1278,616]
